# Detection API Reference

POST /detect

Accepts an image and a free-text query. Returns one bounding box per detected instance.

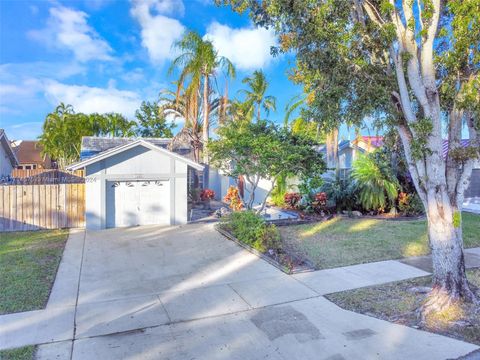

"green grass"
[0,346,36,360]
[0,230,69,315]
[326,268,480,345]
[279,212,480,270]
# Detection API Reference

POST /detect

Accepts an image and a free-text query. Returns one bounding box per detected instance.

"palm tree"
[39,104,92,169]
[160,88,225,163]
[170,31,235,164]
[240,70,276,122]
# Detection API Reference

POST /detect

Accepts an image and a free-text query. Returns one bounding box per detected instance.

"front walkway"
[0,224,478,359]
[464,197,480,215]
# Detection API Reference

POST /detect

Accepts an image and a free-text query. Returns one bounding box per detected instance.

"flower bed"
[216,210,315,274]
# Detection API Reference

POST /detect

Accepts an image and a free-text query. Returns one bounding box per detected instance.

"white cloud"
[0,62,86,83]
[204,22,277,71]
[130,0,185,63]
[121,68,146,83]
[28,6,113,62]
[44,81,142,118]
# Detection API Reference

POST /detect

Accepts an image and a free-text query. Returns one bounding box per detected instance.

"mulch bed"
[215,225,316,274]
[356,214,426,221]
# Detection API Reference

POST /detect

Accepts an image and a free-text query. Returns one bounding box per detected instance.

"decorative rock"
[351,211,362,217]
[215,207,231,218]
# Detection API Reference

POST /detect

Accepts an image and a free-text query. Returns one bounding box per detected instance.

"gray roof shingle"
[80,136,172,159]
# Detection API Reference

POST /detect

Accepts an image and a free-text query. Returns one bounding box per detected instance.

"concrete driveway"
[71,223,479,359]
[3,223,478,359]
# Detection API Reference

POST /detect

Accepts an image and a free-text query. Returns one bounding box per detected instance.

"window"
[25,165,31,170]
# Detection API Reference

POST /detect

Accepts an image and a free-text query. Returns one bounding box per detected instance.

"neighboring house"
[442,140,480,199]
[337,136,384,176]
[67,137,203,230]
[316,135,383,178]
[11,140,53,170]
[0,129,18,178]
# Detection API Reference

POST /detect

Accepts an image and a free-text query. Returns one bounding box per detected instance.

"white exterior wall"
[209,168,277,208]
[209,167,236,201]
[244,177,274,208]
[84,145,189,230]
[0,144,14,178]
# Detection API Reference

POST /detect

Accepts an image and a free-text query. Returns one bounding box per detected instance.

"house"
[442,140,480,200]
[67,137,203,230]
[337,136,384,176]
[0,129,18,178]
[321,135,479,198]
[11,140,53,170]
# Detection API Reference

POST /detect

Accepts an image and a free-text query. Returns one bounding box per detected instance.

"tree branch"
[421,0,442,91]
[363,0,385,26]
[390,48,417,123]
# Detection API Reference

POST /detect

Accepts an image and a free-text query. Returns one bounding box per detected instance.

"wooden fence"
[11,169,84,178]
[0,184,85,232]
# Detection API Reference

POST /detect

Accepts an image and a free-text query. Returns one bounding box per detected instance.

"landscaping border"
[215,225,316,275]
[266,214,334,227]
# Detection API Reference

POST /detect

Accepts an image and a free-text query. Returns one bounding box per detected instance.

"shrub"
[270,175,287,207]
[284,192,302,209]
[221,211,281,253]
[298,173,324,200]
[200,188,215,201]
[254,224,281,253]
[320,175,360,212]
[352,154,399,212]
[223,186,243,211]
[398,192,425,216]
[188,187,201,204]
[310,192,327,213]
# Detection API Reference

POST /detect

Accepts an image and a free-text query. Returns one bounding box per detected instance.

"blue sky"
[0,0,303,140]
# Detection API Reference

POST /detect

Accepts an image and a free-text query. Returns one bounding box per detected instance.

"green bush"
[352,154,399,212]
[398,192,425,216]
[221,211,281,253]
[270,174,287,207]
[320,175,360,212]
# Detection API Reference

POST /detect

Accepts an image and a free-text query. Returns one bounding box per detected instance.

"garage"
[465,169,480,198]
[106,180,170,228]
[67,138,203,230]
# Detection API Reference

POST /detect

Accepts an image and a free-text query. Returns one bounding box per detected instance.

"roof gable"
[12,140,50,164]
[68,139,203,171]
[0,129,18,167]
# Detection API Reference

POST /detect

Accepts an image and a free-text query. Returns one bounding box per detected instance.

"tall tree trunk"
[326,128,339,178]
[202,74,210,188]
[257,103,261,123]
[202,75,210,163]
[421,192,477,315]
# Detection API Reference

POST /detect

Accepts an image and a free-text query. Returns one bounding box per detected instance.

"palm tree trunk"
[202,74,210,188]
[202,75,209,162]
[257,103,261,123]
[326,128,339,178]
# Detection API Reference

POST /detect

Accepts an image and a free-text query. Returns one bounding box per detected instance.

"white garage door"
[106,180,170,228]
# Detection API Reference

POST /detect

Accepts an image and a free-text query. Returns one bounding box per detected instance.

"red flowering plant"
[200,189,215,201]
[311,192,327,214]
[284,192,302,209]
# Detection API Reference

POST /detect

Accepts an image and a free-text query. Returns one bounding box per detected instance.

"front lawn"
[326,268,480,345]
[0,346,36,360]
[0,230,69,315]
[279,212,480,270]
